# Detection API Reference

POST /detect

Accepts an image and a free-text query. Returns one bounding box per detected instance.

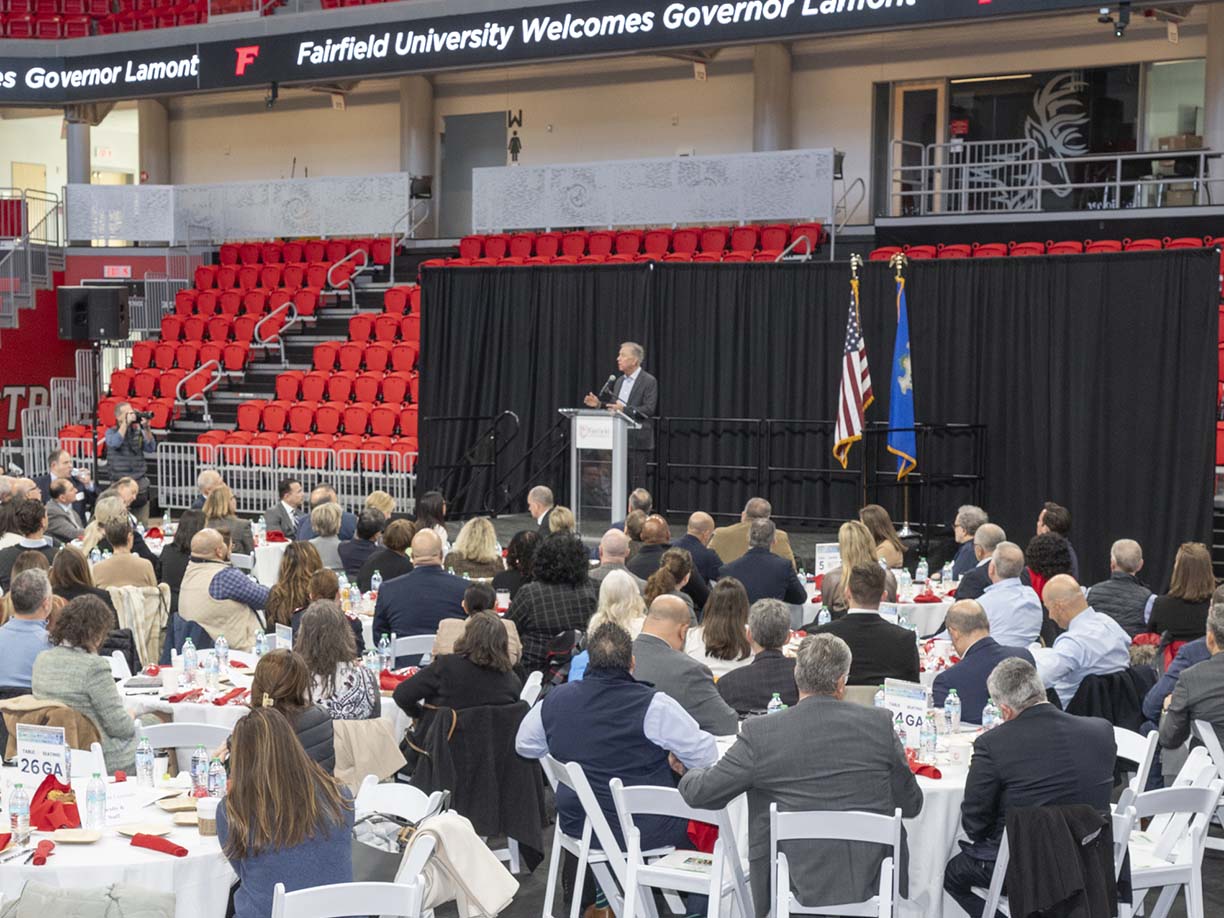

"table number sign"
[274,623,293,650]
[813,543,840,575]
[883,678,927,750]
[15,724,68,780]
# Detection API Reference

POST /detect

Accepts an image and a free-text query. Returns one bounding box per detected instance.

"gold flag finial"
[889,251,907,280]
[850,253,862,280]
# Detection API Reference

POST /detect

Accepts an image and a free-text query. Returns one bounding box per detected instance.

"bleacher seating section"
[0,0,288,39]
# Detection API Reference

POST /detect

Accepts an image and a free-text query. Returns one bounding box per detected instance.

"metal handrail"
[429,410,522,514]
[175,358,223,423]
[775,234,813,262]
[254,300,300,367]
[326,247,370,308]
[836,178,866,233]
[389,199,432,281]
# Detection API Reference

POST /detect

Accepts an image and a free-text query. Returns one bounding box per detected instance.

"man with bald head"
[632,595,738,735]
[629,515,711,609]
[931,600,1034,722]
[1033,574,1130,707]
[373,529,467,659]
[674,511,722,583]
[709,497,796,569]
[590,529,646,591]
[178,527,270,652]
[954,523,1007,602]
[1086,539,1151,637]
[976,541,1043,647]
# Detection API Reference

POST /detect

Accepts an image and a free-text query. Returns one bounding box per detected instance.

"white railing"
[254,300,300,367]
[327,248,369,308]
[175,360,223,422]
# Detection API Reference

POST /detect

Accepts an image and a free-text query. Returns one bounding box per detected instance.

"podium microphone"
[597,374,617,400]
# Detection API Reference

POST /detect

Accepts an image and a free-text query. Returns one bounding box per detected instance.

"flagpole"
[889,252,915,540]
[849,254,867,508]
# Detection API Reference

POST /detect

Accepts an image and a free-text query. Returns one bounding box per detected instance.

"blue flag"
[887,278,917,479]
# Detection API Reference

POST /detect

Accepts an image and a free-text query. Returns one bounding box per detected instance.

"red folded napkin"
[265,530,288,543]
[379,669,416,691]
[913,592,943,604]
[145,527,162,540]
[113,771,127,783]
[131,834,187,857]
[212,687,247,706]
[31,840,54,865]
[814,573,824,589]
[686,819,719,854]
[944,588,956,598]
[143,665,162,676]
[166,688,203,704]
[910,762,943,779]
[228,660,248,670]
[30,775,79,831]
[0,833,12,852]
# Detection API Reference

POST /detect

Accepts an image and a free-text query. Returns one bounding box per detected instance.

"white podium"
[558,407,641,534]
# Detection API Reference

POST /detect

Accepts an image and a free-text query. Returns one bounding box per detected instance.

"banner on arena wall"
[0,288,87,443]
[0,0,1106,104]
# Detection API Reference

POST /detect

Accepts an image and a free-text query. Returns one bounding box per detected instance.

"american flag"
[832,279,873,468]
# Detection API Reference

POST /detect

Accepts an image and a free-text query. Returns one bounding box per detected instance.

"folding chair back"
[1114,726,1159,809]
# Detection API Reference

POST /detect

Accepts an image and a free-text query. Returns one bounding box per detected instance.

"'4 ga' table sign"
[15,723,68,780]
[883,678,927,751]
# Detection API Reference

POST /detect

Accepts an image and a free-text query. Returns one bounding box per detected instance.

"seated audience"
[433,582,521,664]
[203,484,253,556]
[954,523,1007,602]
[860,503,906,569]
[632,595,738,735]
[337,508,384,579]
[32,595,138,772]
[289,570,365,655]
[250,649,335,772]
[718,519,806,605]
[0,569,52,689]
[294,485,357,541]
[0,499,57,589]
[1086,539,1152,637]
[548,505,576,535]
[308,503,345,572]
[716,598,797,715]
[446,516,505,579]
[179,528,270,652]
[709,497,796,568]
[81,494,152,565]
[678,633,923,913]
[951,505,989,580]
[218,706,353,918]
[158,509,205,615]
[526,484,555,534]
[1158,603,1224,749]
[506,532,598,672]
[1143,636,1211,727]
[516,622,718,852]
[45,479,86,543]
[296,601,380,720]
[263,477,304,538]
[191,468,223,511]
[394,611,523,719]
[49,546,116,614]
[623,509,648,549]
[610,487,653,531]
[815,563,920,684]
[1149,542,1216,642]
[91,517,157,589]
[409,490,450,555]
[265,542,324,629]
[674,511,722,583]
[1023,531,1074,640]
[1036,501,1080,580]
[685,576,752,678]
[819,521,898,617]
[491,529,538,599]
[931,601,1034,722]
[35,448,95,511]
[1032,574,1131,707]
[356,518,414,593]
[943,658,1115,918]
[372,530,466,650]
[1,551,52,624]
[630,516,710,610]
[976,541,1043,647]
[643,548,700,618]
[590,528,646,591]
[0,500,18,551]
[568,570,649,681]
[364,490,395,518]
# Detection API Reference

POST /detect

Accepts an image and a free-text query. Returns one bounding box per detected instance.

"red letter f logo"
[234,45,260,77]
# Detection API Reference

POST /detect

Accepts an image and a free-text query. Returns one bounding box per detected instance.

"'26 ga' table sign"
[15,723,68,781]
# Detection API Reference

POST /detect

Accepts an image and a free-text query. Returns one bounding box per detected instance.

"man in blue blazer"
[674,511,723,584]
[931,600,1034,724]
[718,519,806,605]
[294,484,357,541]
[372,529,466,662]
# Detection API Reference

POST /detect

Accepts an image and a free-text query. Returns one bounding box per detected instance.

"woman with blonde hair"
[1149,542,1217,641]
[548,506,576,534]
[447,516,505,580]
[80,495,126,555]
[308,503,344,571]
[567,570,650,681]
[203,483,253,555]
[859,504,906,569]
[364,490,395,517]
[265,541,323,628]
[820,520,897,616]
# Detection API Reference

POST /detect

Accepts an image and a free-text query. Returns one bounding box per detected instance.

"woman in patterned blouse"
[295,600,380,720]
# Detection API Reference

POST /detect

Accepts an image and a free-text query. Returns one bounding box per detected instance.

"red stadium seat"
[721,252,751,263]
[349,314,375,343]
[182,316,206,342]
[221,431,252,464]
[292,289,319,318]
[148,399,175,428]
[282,242,304,264]
[268,289,292,313]
[381,372,410,404]
[1165,236,1205,249]
[351,371,380,403]
[306,263,329,289]
[663,252,694,262]
[259,265,282,289]
[791,223,823,253]
[692,253,720,263]
[174,342,199,369]
[458,236,484,259]
[359,437,391,471]
[671,228,700,255]
[236,400,265,432]
[336,342,364,372]
[313,341,340,371]
[333,435,364,469]
[231,315,257,343]
[98,398,122,430]
[643,229,671,256]
[216,266,238,289]
[580,254,608,264]
[248,433,280,466]
[509,234,535,258]
[196,291,220,317]
[390,343,418,373]
[174,290,197,316]
[383,287,409,315]
[274,371,303,402]
[526,256,554,266]
[222,343,250,371]
[300,372,329,402]
[905,245,937,260]
[1085,239,1123,253]
[614,231,643,256]
[531,233,560,258]
[269,433,303,466]
[369,404,398,437]
[364,342,392,372]
[869,246,903,262]
[218,291,242,317]
[482,234,508,259]
[607,254,634,264]
[218,244,239,266]
[207,316,233,342]
[1009,241,1046,256]
[198,343,224,367]
[399,314,421,346]
[160,369,190,399]
[282,264,306,288]
[1046,240,1085,255]
[303,436,334,468]
[131,341,156,370]
[261,242,283,265]
[391,440,418,473]
[561,232,588,257]
[194,429,226,464]
[327,372,355,403]
[938,243,971,259]
[399,404,420,438]
[325,240,348,264]
[110,369,136,398]
[373,315,400,343]
[759,225,790,254]
[588,232,615,257]
[972,242,1008,258]
[262,401,290,433]
[239,243,261,266]
[288,403,317,434]
[342,404,371,436]
[242,290,267,316]
[194,265,217,290]
[699,227,728,254]
[729,226,759,255]
[751,252,777,263]
[1123,238,1162,252]
[63,15,91,36]
[370,238,392,266]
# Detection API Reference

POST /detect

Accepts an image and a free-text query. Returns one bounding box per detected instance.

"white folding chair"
[69,741,105,779]
[1144,746,1215,841]
[138,721,233,751]
[231,552,254,572]
[520,670,544,706]
[1128,779,1224,918]
[1191,719,1224,851]
[355,773,445,823]
[393,634,434,666]
[770,805,901,918]
[270,879,425,918]
[1114,727,1159,810]
[109,650,132,680]
[610,778,753,918]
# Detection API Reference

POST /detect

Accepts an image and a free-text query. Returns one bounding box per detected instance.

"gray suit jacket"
[679,695,923,916]
[608,369,658,451]
[590,561,646,592]
[631,633,737,736]
[263,503,298,538]
[45,499,84,543]
[1160,651,1224,749]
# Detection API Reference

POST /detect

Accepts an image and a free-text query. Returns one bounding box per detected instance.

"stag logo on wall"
[1024,72,1088,202]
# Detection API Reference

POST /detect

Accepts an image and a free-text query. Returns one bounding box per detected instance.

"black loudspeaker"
[56,285,129,341]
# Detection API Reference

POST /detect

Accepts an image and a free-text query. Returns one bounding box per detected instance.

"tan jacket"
[432,618,522,665]
[333,717,406,794]
[178,561,261,651]
[91,551,157,590]
[709,520,796,569]
[0,694,102,760]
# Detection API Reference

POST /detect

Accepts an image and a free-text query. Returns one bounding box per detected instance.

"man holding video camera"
[104,402,157,524]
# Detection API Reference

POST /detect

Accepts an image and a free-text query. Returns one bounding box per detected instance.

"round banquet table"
[0,770,234,918]
[880,598,954,638]
[252,541,289,586]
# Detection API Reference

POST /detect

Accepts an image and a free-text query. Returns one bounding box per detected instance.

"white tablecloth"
[252,542,288,586]
[881,599,954,638]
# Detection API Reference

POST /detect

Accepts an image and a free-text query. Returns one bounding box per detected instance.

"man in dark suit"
[955,523,1006,602]
[943,658,1115,918]
[719,519,807,605]
[34,448,95,516]
[338,508,384,579]
[294,484,357,541]
[263,477,304,537]
[526,484,554,535]
[679,632,923,914]
[717,599,797,715]
[190,468,223,511]
[951,505,989,580]
[372,530,466,659]
[674,511,722,584]
[1159,604,1224,749]
[814,563,919,685]
[609,488,653,532]
[628,515,710,611]
[931,600,1034,723]
[584,340,658,493]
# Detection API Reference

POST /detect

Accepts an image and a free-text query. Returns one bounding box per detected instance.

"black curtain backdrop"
[419,250,1218,588]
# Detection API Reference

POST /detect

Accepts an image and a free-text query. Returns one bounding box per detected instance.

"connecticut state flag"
[886,278,917,479]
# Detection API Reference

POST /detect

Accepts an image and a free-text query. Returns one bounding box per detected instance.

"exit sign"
[103,265,131,279]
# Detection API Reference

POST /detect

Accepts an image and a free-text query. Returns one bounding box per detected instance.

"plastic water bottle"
[981,698,998,731]
[190,745,209,791]
[135,737,155,788]
[915,557,929,583]
[364,649,381,677]
[377,633,394,672]
[897,568,913,600]
[162,509,172,534]
[253,629,266,657]
[941,561,954,583]
[920,712,938,761]
[766,692,784,714]
[89,548,101,564]
[370,570,383,594]
[85,773,106,830]
[816,608,831,626]
[874,685,886,708]
[203,652,219,695]
[944,689,962,732]
[214,633,229,672]
[9,784,29,845]
[182,638,198,680]
[207,758,226,797]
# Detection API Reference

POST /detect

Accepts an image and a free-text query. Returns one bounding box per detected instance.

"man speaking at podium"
[584,341,658,493]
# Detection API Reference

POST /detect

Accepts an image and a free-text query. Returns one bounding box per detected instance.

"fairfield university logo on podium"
[234,45,261,76]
